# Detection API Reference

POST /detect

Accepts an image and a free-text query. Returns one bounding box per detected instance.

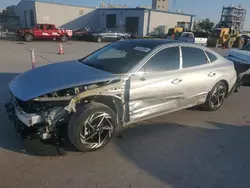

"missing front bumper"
[5,101,44,127]
[5,102,39,140]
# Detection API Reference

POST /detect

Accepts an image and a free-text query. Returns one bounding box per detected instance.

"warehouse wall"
[148,10,192,35]
[35,2,99,29]
[98,9,145,36]
[143,10,149,36]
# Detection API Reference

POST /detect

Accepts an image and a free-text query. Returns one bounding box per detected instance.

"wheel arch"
[89,95,124,125]
[219,79,229,96]
[74,95,124,126]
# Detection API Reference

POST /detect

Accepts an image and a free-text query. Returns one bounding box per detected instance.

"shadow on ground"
[114,121,250,188]
[0,73,26,154]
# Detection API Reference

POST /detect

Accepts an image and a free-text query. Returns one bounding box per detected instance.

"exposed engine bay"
[5,80,124,148]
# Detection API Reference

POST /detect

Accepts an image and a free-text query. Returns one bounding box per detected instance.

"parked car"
[5,40,238,153]
[176,31,208,46]
[73,27,92,40]
[85,28,131,42]
[227,43,250,88]
[17,24,73,42]
[176,32,195,43]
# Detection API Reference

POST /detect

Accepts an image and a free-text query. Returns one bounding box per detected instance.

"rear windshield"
[193,32,208,38]
[80,42,152,74]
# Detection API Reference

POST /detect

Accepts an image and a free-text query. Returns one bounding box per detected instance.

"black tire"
[24,33,33,42]
[226,37,234,48]
[235,36,245,49]
[201,81,227,111]
[96,36,102,43]
[60,35,68,42]
[68,102,117,152]
[119,36,125,41]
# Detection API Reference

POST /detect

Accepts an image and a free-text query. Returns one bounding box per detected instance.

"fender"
[65,80,125,113]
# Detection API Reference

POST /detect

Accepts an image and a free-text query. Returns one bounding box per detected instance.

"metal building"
[15,0,195,37]
[98,8,195,36]
[15,0,98,29]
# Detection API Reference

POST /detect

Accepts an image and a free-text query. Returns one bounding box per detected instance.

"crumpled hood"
[9,60,119,101]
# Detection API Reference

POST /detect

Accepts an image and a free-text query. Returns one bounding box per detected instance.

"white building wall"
[98,9,145,36]
[143,10,149,36]
[34,1,98,29]
[148,10,192,34]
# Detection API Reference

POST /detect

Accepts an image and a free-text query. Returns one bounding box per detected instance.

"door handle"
[171,78,182,84]
[208,72,216,77]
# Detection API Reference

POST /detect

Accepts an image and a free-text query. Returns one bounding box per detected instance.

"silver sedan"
[5,39,238,153]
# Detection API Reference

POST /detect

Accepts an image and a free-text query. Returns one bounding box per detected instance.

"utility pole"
[172,0,176,12]
[100,0,105,8]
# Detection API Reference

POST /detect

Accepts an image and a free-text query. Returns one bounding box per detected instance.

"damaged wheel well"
[80,96,124,125]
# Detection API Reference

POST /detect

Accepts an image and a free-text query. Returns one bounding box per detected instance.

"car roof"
[121,39,178,48]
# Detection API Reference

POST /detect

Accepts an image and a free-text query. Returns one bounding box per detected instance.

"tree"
[198,18,215,32]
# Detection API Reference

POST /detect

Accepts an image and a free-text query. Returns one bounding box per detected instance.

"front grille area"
[14,97,45,113]
[13,96,68,114]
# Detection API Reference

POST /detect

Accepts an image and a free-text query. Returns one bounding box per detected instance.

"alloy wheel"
[80,112,114,149]
[210,85,226,109]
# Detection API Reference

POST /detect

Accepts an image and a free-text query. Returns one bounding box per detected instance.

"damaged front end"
[5,80,125,144]
[5,91,70,141]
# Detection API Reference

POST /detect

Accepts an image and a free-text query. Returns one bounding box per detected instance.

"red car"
[17,24,73,42]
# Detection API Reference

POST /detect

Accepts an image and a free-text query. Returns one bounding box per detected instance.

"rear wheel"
[68,102,117,152]
[201,82,227,111]
[96,36,102,43]
[24,33,33,42]
[235,36,245,49]
[226,37,234,48]
[60,35,68,42]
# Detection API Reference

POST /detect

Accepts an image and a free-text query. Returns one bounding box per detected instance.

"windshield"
[80,42,152,74]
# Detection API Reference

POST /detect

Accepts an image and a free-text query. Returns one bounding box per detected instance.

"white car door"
[128,46,185,123]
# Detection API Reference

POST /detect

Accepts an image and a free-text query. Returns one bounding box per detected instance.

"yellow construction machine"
[167,27,184,36]
[207,28,245,48]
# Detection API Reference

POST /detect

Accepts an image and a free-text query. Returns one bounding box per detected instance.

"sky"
[1,0,250,30]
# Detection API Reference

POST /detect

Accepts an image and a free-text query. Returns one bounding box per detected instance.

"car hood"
[228,49,250,65]
[9,60,120,101]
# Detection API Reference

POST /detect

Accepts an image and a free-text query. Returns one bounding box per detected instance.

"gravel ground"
[0,39,250,188]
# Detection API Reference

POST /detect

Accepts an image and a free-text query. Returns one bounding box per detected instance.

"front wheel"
[68,102,117,152]
[201,82,227,111]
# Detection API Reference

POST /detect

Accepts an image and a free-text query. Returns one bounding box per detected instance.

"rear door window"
[182,47,208,68]
[205,51,217,62]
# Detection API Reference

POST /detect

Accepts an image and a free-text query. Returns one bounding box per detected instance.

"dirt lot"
[0,39,250,188]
